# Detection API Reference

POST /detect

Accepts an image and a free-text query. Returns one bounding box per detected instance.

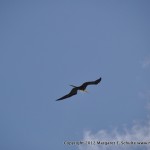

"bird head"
[79,89,88,93]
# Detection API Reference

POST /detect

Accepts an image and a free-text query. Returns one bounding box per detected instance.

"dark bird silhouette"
[56,77,102,101]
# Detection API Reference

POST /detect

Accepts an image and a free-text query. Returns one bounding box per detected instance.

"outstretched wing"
[56,88,78,101]
[79,77,102,90]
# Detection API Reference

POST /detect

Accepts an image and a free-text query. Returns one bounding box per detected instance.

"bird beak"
[84,90,88,93]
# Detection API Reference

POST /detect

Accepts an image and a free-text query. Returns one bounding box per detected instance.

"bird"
[56,77,102,101]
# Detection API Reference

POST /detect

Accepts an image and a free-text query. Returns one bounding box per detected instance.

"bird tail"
[70,85,77,88]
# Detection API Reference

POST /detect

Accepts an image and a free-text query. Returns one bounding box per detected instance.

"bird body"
[56,77,102,101]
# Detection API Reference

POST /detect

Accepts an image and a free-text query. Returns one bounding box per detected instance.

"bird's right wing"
[56,88,77,101]
[56,94,73,101]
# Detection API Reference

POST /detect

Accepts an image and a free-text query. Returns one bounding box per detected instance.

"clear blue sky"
[0,1,150,150]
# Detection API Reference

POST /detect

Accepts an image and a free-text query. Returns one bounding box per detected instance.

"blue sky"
[0,1,150,150]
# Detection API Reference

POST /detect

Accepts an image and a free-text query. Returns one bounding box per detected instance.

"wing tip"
[97,77,102,84]
[56,98,61,101]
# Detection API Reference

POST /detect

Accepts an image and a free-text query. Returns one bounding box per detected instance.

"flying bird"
[56,77,102,101]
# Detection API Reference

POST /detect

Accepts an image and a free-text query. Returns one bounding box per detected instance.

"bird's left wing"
[80,77,102,89]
